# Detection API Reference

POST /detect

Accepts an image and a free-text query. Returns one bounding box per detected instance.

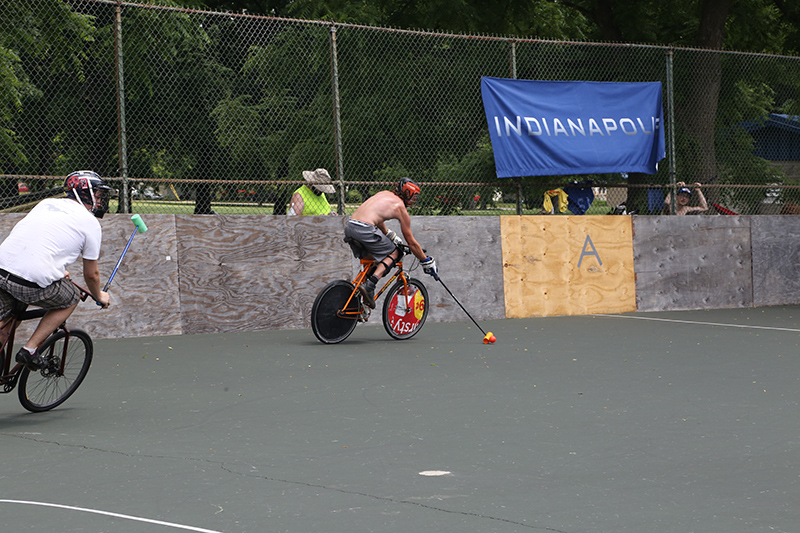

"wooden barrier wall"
[0,214,506,340]
[751,216,800,307]
[632,216,753,311]
[501,216,636,317]
[0,213,797,340]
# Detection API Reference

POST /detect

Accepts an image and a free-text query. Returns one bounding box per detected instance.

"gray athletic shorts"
[0,275,80,321]
[344,219,396,262]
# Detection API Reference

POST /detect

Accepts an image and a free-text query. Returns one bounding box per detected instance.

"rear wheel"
[382,278,428,340]
[18,329,93,412]
[311,280,359,344]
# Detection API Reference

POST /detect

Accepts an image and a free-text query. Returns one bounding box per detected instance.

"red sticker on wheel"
[387,286,425,335]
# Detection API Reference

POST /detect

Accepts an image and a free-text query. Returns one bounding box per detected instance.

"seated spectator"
[288,168,336,215]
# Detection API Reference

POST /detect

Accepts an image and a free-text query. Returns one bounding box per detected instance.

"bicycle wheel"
[18,329,93,413]
[382,278,428,340]
[311,280,359,344]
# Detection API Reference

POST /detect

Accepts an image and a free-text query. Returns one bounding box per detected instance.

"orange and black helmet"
[395,177,421,206]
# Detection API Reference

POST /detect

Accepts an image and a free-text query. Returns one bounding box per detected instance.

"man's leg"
[27,304,77,349]
[16,303,77,370]
[359,249,401,309]
[372,248,400,279]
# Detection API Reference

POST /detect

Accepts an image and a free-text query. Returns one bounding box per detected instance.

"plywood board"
[633,215,752,311]
[751,216,800,306]
[175,215,352,334]
[1,213,182,340]
[501,215,636,318]
[3,210,800,340]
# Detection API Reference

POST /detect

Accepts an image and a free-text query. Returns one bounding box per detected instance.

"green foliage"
[345,187,362,203]
[4,0,800,215]
[0,0,95,173]
[421,136,497,214]
[223,24,335,181]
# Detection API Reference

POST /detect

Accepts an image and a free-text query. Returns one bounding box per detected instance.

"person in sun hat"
[663,181,708,215]
[288,168,336,215]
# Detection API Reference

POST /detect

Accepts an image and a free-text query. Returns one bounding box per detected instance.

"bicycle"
[311,243,429,344]
[0,281,94,412]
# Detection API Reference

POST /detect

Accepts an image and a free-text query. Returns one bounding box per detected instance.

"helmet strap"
[87,181,96,209]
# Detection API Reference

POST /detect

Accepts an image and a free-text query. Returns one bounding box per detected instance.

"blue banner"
[481,77,665,178]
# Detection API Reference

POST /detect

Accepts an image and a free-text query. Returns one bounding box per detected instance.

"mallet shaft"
[437,278,487,336]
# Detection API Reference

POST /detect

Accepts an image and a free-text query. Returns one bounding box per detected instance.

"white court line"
[0,500,223,533]
[595,314,800,333]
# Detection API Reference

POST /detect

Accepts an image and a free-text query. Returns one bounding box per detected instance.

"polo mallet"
[436,277,496,344]
[97,214,148,305]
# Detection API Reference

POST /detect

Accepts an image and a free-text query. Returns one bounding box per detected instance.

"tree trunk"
[193,142,215,215]
[676,0,734,187]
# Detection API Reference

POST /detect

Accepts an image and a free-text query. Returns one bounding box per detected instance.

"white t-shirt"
[0,198,102,287]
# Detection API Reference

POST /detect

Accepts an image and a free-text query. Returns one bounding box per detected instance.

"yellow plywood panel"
[501,216,636,318]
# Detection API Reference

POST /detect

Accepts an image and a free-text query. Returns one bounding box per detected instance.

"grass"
[108,199,612,216]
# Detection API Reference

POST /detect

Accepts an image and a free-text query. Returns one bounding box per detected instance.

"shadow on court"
[2,306,800,533]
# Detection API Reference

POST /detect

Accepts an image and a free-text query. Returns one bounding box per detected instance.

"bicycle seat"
[7,299,46,321]
[20,308,47,321]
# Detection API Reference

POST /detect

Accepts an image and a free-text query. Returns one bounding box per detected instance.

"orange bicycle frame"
[336,257,411,319]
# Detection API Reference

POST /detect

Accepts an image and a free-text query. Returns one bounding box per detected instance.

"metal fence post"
[510,39,523,215]
[666,48,677,215]
[114,0,130,213]
[509,39,517,79]
[329,24,345,215]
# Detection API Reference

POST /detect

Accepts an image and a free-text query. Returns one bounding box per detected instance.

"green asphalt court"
[2,306,800,533]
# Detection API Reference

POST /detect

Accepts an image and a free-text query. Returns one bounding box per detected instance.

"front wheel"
[18,329,93,412]
[311,280,359,344]
[382,278,429,340]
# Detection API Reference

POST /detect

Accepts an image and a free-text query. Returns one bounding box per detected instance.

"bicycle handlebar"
[397,243,426,255]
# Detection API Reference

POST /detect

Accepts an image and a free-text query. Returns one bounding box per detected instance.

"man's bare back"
[350,190,406,227]
[350,190,425,261]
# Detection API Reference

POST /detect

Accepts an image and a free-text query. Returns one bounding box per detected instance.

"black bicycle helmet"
[64,170,114,218]
[395,177,421,206]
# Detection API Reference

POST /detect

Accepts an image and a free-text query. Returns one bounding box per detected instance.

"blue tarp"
[481,78,666,178]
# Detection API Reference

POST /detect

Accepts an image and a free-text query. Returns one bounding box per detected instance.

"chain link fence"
[2,0,800,216]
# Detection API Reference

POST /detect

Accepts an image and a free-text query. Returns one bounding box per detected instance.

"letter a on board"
[578,234,602,268]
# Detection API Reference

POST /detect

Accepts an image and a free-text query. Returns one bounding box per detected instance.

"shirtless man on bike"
[344,178,438,308]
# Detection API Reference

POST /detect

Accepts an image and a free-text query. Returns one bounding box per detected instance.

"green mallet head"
[131,214,148,233]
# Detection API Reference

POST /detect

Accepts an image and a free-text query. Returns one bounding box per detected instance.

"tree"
[0,0,97,195]
[184,0,800,204]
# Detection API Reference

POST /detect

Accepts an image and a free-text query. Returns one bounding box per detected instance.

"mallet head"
[131,214,148,233]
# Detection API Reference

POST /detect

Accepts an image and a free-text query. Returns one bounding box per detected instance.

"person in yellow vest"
[288,168,336,215]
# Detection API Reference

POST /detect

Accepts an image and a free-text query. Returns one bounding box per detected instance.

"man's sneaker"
[15,348,46,371]
[358,278,377,309]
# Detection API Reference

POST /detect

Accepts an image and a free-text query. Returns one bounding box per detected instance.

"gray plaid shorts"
[0,276,80,321]
[344,219,396,262]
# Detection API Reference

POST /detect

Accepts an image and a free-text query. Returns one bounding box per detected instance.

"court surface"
[2,306,799,533]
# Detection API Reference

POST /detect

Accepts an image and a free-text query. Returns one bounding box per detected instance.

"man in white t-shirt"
[0,170,113,370]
